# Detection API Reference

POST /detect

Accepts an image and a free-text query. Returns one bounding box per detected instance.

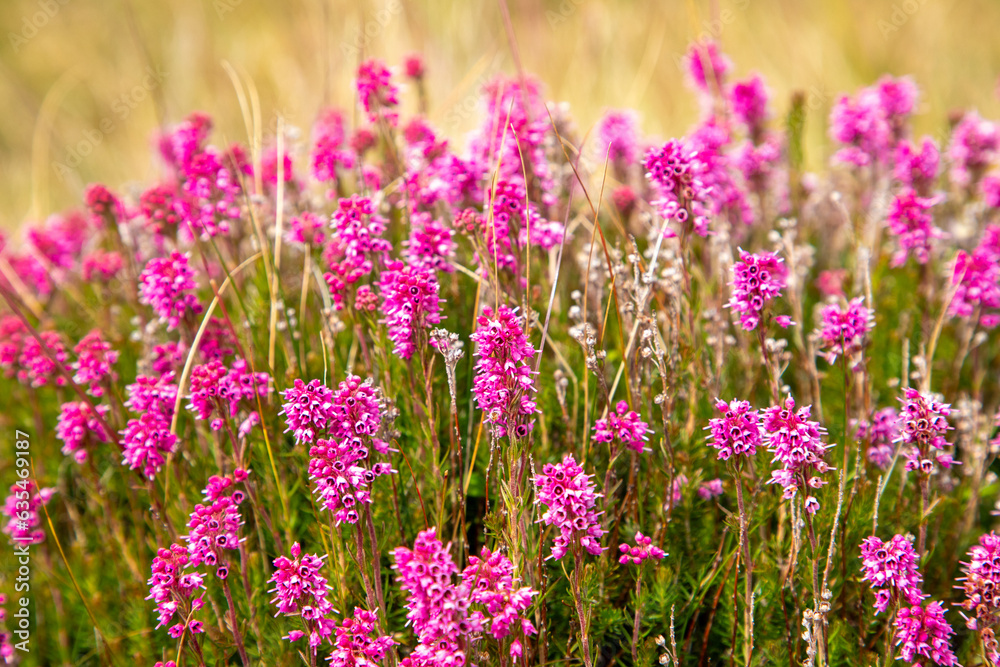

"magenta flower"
[462,547,537,651]
[815,297,873,367]
[120,412,178,480]
[280,378,335,445]
[859,534,924,613]
[323,195,393,311]
[688,117,754,226]
[311,108,355,184]
[2,481,54,545]
[534,454,605,560]
[894,601,959,667]
[269,542,338,648]
[762,396,833,512]
[897,388,956,475]
[139,251,202,330]
[706,398,762,462]
[356,59,399,126]
[595,109,641,170]
[727,249,791,331]
[685,40,731,94]
[406,212,455,274]
[894,137,940,195]
[17,330,67,388]
[948,111,999,188]
[287,211,327,247]
[829,90,891,168]
[470,305,538,439]
[698,479,724,500]
[56,401,110,463]
[618,532,666,565]
[329,608,396,667]
[950,232,1000,327]
[855,407,900,469]
[886,188,944,267]
[186,358,269,431]
[379,260,443,360]
[730,74,770,140]
[81,249,123,283]
[185,491,243,579]
[644,139,713,237]
[71,330,118,396]
[593,401,650,454]
[147,543,206,639]
[957,532,1000,640]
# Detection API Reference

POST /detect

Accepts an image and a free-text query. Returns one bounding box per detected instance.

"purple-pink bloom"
[147,543,206,639]
[617,531,666,565]
[269,542,338,649]
[186,358,270,429]
[323,195,393,311]
[534,454,605,560]
[698,479,725,500]
[727,249,789,331]
[886,188,944,267]
[855,407,900,469]
[595,109,641,171]
[762,396,833,512]
[406,212,455,273]
[356,59,399,126]
[859,534,924,613]
[897,388,956,475]
[644,139,713,237]
[71,330,118,396]
[329,608,396,667]
[280,378,335,445]
[894,601,959,667]
[949,111,999,188]
[957,532,1000,644]
[379,260,443,360]
[685,41,731,94]
[56,401,110,463]
[730,74,770,141]
[593,401,650,454]
[894,137,940,195]
[470,305,538,439]
[17,330,67,388]
[815,297,873,367]
[139,251,202,330]
[185,490,243,579]
[120,412,178,480]
[311,108,355,184]
[705,398,762,461]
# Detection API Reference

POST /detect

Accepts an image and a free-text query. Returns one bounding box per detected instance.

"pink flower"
[139,251,202,330]
[698,479,724,500]
[730,74,770,140]
[17,330,67,388]
[897,388,956,475]
[595,109,641,170]
[685,41,731,94]
[329,608,396,667]
[855,407,900,469]
[186,358,270,429]
[379,260,443,360]
[534,454,605,560]
[815,297,873,367]
[406,212,455,273]
[859,534,924,613]
[886,188,943,267]
[617,531,666,565]
[948,111,999,188]
[644,139,713,236]
[706,398,762,461]
[470,305,538,439]
[311,108,355,184]
[120,412,177,480]
[894,601,958,667]
[958,532,1000,652]
[269,542,338,648]
[280,378,335,445]
[72,330,118,396]
[147,543,206,639]
[894,137,940,195]
[727,249,789,331]
[762,396,833,512]
[287,211,327,247]
[81,249,123,283]
[356,59,399,126]
[56,401,110,463]
[323,195,393,311]
[185,489,243,579]
[593,401,650,454]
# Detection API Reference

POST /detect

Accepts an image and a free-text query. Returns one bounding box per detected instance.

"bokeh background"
[1,0,998,230]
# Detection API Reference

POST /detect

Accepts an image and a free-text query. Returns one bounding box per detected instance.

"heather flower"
[593,401,650,454]
[762,396,834,512]
[406,212,455,273]
[125,373,179,416]
[727,249,790,331]
[16,330,67,388]
[698,479,724,500]
[534,454,605,560]
[140,183,189,237]
[280,378,335,445]
[730,74,770,141]
[735,135,782,197]
[949,111,999,188]
[260,146,295,190]
[323,195,393,311]
[859,534,924,613]
[84,183,124,228]
[894,137,940,194]
[897,388,957,474]
[185,492,243,579]
[269,542,337,648]
[404,53,425,80]
[2,481,54,545]
[120,412,178,480]
[894,601,959,666]
[379,260,443,360]
[595,109,641,172]
[186,359,270,430]
[72,330,118,396]
[287,211,327,247]
[829,89,891,168]
[886,188,944,267]
[147,543,206,639]
[874,76,919,142]
[0,316,24,376]
[612,185,637,217]
[329,608,396,667]
[356,59,399,126]
[706,398,763,461]
[950,233,1000,327]
[815,297,873,367]
[139,251,202,330]
[312,108,355,184]
[462,548,537,645]
[618,532,666,565]
[685,40,730,94]
[81,249,123,283]
[957,532,1000,639]
[470,305,539,439]
[856,407,900,469]
[644,139,712,236]
[56,401,110,463]
[688,117,754,226]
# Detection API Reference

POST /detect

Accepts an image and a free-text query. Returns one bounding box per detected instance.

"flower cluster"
[705,398,762,461]
[894,137,940,194]
[595,109,641,171]
[16,330,67,388]
[894,602,959,667]
[379,260,442,360]
[950,226,1000,328]
[897,388,956,475]
[618,532,666,565]
[958,532,1000,661]
[185,490,243,579]
[406,211,455,273]
[356,59,399,126]
[855,407,900,469]
[470,305,538,439]
[593,401,650,454]
[329,608,396,667]
[323,195,393,310]
[859,534,924,613]
[311,108,355,185]
[534,454,605,560]
[269,542,338,648]
[147,543,206,638]
[462,547,537,657]
[762,396,833,513]
[1,481,54,545]
[643,139,712,236]
[71,330,118,396]
[815,297,873,367]
[727,249,792,331]
[829,76,917,167]
[948,111,999,188]
[186,358,270,432]
[55,401,110,463]
[139,251,202,330]
[886,189,943,267]
[280,378,335,445]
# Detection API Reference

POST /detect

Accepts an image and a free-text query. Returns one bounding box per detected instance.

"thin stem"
[221,575,250,667]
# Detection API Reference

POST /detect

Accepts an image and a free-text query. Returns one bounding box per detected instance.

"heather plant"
[3,37,1000,667]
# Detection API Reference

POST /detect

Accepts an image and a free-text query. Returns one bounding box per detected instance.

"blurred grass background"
[0,0,998,230]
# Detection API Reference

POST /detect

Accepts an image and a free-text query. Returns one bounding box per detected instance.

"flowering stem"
[733,463,754,665]
[364,504,387,622]
[570,547,593,667]
[221,574,250,667]
[756,326,780,403]
[917,476,929,557]
[631,569,644,664]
